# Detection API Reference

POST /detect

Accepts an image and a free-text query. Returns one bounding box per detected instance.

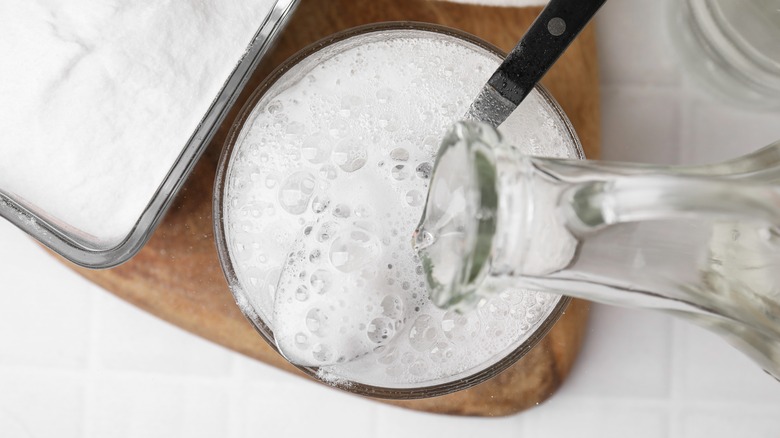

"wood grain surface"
[65,0,600,416]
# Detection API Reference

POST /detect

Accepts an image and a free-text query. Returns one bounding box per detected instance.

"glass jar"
[214,23,584,398]
[667,0,780,109]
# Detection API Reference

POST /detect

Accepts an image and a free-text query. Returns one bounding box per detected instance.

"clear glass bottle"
[416,121,780,380]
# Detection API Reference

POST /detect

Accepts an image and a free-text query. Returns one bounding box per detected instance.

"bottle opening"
[414,121,499,311]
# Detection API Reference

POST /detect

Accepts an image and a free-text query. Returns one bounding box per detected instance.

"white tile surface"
[239,381,377,438]
[232,352,301,384]
[0,226,92,370]
[600,86,682,164]
[97,292,233,377]
[2,0,780,437]
[524,397,669,438]
[0,372,84,438]
[680,97,780,164]
[559,305,673,399]
[677,321,780,403]
[596,0,681,86]
[675,406,780,438]
[90,377,230,438]
[376,406,524,438]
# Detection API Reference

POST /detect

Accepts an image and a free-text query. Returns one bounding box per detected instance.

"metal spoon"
[466,0,607,127]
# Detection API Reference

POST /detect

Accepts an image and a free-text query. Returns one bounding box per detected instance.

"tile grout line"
[676,76,697,165]
[82,289,102,438]
[369,402,380,438]
[512,393,780,410]
[0,360,249,386]
[226,353,244,438]
[599,83,684,93]
[667,319,684,438]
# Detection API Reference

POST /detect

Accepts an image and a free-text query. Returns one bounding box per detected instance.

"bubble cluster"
[273,211,414,365]
[333,137,367,172]
[301,133,332,164]
[278,171,316,214]
[224,31,576,387]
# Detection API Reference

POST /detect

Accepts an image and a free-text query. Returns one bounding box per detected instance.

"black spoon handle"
[488,0,606,106]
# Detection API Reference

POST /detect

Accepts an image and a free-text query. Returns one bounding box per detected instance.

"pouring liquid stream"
[415,121,780,380]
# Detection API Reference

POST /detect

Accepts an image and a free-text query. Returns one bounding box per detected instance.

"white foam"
[224,30,578,387]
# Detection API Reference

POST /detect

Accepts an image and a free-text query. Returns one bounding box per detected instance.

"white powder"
[0,0,273,245]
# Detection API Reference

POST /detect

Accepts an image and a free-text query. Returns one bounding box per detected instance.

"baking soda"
[223,30,578,387]
[0,0,273,244]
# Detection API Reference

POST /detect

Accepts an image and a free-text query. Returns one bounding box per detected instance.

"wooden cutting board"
[65,0,599,417]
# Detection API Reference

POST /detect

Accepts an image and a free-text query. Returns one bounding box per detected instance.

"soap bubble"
[377,346,398,365]
[354,205,373,218]
[311,195,330,213]
[319,164,338,180]
[316,221,338,242]
[278,171,316,214]
[378,113,398,132]
[391,165,409,180]
[380,294,404,319]
[332,204,351,219]
[409,359,428,376]
[367,317,396,344]
[329,228,381,273]
[300,133,332,164]
[310,269,333,294]
[333,137,367,172]
[480,296,510,321]
[376,88,393,104]
[390,148,409,162]
[340,95,364,118]
[285,121,305,136]
[441,311,481,342]
[415,162,432,179]
[421,135,438,154]
[295,285,309,301]
[385,364,403,377]
[294,332,309,349]
[429,341,454,364]
[408,315,438,351]
[312,343,334,362]
[266,100,283,114]
[306,308,327,335]
[329,118,349,138]
[405,190,424,207]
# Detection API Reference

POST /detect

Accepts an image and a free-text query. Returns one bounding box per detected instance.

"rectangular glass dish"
[0,0,299,268]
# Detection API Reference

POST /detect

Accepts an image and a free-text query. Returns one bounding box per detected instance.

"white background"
[2,1,780,437]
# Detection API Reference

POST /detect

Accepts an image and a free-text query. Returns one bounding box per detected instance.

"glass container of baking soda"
[416,121,780,380]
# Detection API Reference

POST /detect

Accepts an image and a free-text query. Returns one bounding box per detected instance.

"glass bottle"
[415,121,780,380]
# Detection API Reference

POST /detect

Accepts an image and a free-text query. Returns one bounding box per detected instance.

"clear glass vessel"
[667,0,780,109]
[417,121,780,380]
[214,23,584,398]
[0,0,299,268]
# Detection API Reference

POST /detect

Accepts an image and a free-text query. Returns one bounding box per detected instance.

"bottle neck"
[490,152,578,278]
